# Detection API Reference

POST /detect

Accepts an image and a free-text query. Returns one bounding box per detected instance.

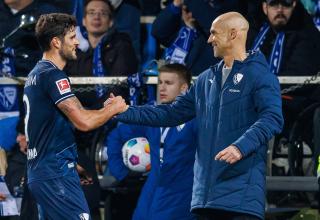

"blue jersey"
[24,60,77,183]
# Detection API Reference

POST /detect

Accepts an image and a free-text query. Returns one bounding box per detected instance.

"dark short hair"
[84,0,114,19]
[158,63,192,86]
[35,13,77,51]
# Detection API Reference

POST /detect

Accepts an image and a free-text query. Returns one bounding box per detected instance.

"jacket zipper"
[203,66,237,205]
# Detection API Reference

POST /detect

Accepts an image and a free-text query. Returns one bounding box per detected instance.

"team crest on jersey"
[56,79,71,95]
[233,73,243,85]
[0,86,17,110]
[79,213,89,220]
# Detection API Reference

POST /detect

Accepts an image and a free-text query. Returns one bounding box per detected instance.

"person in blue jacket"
[107,63,197,220]
[152,0,217,75]
[152,0,251,75]
[115,12,284,220]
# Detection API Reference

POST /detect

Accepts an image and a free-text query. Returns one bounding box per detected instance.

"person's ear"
[51,37,61,49]
[230,29,237,40]
[180,83,188,94]
[262,2,268,15]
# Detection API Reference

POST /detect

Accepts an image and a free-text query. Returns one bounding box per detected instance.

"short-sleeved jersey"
[23,60,77,183]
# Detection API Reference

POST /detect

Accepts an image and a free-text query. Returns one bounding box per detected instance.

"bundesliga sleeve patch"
[55,78,71,95]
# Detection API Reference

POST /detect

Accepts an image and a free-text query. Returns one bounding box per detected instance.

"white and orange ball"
[122,137,151,172]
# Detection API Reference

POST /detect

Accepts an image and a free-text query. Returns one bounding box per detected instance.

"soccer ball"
[122,137,151,172]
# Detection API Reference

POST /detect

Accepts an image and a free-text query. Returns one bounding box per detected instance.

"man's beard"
[59,47,76,61]
[272,14,289,30]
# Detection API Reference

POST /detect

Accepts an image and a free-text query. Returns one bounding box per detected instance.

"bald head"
[214,12,249,33]
[208,12,249,61]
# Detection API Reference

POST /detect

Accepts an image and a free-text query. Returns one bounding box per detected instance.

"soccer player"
[23,13,126,219]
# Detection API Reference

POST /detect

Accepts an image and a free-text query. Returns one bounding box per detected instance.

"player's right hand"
[104,93,128,114]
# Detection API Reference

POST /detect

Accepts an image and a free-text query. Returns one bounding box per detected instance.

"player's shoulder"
[28,61,68,89]
[38,61,68,83]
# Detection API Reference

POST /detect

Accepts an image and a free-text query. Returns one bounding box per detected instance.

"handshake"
[103,93,129,116]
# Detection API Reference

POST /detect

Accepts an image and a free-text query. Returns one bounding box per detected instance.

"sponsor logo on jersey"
[56,79,71,95]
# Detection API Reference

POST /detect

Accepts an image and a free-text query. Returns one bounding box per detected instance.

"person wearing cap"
[247,0,320,77]
[247,0,320,158]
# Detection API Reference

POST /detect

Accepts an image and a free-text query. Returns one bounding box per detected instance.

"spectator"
[0,0,61,127]
[182,0,249,35]
[107,63,197,220]
[247,0,320,76]
[65,0,138,109]
[152,0,217,75]
[152,0,249,75]
[0,0,60,77]
[112,0,141,60]
[70,0,142,61]
[247,0,320,140]
[300,0,320,29]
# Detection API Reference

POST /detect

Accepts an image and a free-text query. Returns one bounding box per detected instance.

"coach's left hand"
[214,145,242,164]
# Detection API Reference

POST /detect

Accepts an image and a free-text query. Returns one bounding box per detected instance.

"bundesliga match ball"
[122,137,151,172]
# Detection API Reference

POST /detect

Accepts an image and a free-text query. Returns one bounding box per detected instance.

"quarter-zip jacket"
[117,51,283,219]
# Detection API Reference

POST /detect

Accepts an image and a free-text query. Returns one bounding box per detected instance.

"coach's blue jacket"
[107,121,197,220]
[117,51,283,219]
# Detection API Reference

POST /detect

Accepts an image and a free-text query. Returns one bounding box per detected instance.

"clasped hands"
[103,93,129,115]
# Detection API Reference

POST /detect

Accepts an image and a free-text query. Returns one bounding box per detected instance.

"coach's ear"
[51,37,61,50]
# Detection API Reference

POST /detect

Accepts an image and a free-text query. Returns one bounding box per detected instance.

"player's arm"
[57,95,127,132]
